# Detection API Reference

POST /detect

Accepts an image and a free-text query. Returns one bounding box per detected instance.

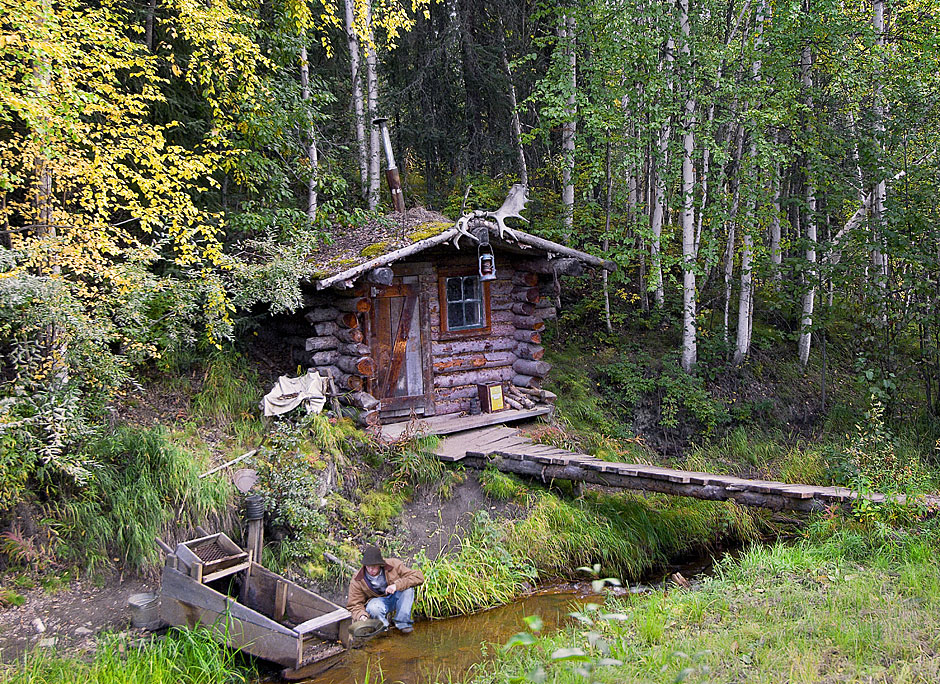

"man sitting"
[346,544,424,634]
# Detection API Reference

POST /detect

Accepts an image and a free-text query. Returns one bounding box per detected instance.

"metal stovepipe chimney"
[372,117,406,213]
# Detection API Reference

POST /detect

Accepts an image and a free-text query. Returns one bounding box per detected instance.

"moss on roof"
[312,208,454,281]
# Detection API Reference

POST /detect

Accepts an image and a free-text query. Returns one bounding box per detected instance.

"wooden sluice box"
[158,531,351,676]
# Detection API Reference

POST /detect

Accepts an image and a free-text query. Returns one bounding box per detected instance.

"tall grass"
[0,628,253,684]
[52,426,232,570]
[471,515,940,684]
[415,512,537,619]
[190,352,260,426]
[506,489,757,580]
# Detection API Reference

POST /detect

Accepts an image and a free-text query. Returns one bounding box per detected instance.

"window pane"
[464,300,481,327]
[447,302,465,329]
[446,277,462,302]
[463,276,478,301]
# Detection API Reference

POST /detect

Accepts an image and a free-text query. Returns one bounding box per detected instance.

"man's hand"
[385,583,397,595]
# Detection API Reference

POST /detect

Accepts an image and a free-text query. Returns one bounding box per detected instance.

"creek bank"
[282,547,737,684]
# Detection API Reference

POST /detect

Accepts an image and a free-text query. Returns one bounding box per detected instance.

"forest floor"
[3,326,938,681]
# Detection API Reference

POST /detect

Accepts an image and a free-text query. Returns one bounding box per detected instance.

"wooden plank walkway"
[381,407,552,442]
[434,425,938,513]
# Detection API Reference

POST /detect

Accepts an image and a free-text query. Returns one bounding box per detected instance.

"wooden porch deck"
[433,425,939,513]
[380,406,553,442]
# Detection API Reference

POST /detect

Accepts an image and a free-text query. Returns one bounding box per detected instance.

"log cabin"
[279,208,615,426]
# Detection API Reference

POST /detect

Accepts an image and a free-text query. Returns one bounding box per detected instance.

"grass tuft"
[0,627,253,683]
[52,426,231,570]
[415,512,536,619]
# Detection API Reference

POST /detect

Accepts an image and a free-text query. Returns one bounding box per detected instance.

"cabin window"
[439,273,491,336]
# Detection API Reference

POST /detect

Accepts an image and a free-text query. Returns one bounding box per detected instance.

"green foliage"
[386,435,444,487]
[601,355,731,434]
[479,469,527,502]
[51,427,230,570]
[844,398,930,493]
[190,352,261,426]
[474,514,940,684]
[1,627,254,683]
[358,490,405,531]
[414,512,537,618]
[0,587,25,607]
[507,490,756,581]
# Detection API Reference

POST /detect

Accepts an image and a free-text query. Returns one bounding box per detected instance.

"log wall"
[426,253,556,416]
[277,249,564,422]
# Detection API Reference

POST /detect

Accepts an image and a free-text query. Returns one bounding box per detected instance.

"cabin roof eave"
[314,224,615,290]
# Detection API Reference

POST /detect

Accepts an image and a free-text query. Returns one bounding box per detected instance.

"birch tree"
[364,0,381,210]
[650,36,674,308]
[797,40,817,367]
[559,12,577,235]
[343,0,368,202]
[678,0,697,372]
[734,0,767,365]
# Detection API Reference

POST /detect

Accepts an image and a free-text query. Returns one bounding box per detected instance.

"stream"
[268,550,728,684]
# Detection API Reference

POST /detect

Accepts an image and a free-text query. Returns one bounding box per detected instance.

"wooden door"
[370,276,428,416]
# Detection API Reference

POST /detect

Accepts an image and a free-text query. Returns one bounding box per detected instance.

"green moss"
[406,221,452,242]
[358,489,405,530]
[359,241,391,259]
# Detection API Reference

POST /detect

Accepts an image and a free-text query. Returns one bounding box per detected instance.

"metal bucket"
[128,592,162,631]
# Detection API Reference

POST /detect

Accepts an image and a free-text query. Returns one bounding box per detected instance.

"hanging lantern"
[476,223,497,281]
[478,244,496,281]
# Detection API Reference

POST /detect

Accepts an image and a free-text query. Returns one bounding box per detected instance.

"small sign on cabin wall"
[478,383,505,413]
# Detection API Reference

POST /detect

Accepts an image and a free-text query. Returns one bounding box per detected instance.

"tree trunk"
[871,0,888,324]
[797,42,817,367]
[603,135,613,333]
[343,0,368,203]
[650,37,674,308]
[559,13,577,235]
[299,46,317,219]
[498,15,527,186]
[679,0,696,372]
[770,160,782,283]
[734,0,767,366]
[364,0,380,210]
[723,123,745,349]
[145,0,157,52]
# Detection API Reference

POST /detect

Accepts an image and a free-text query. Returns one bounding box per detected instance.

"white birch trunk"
[679,0,696,372]
[723,123,745,348]
[603,137,614,333]
[871,0,888,322]
[734,0,766,365]
[299,46,317,219]
[797,43,817,367]
[364,0,380,210]
[770,162,782,282]
[343,0,368,203]
[650,37,675,308]
[559,14,577,234]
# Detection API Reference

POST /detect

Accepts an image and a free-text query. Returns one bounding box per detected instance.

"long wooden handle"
[155,538,173,554]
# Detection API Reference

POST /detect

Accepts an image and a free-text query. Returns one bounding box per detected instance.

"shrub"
[52,426,230,570]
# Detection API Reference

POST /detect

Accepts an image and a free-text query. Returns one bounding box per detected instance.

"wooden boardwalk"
[433,425,937,513]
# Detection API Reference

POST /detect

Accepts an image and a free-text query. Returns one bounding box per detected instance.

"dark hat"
[362,544,384,567]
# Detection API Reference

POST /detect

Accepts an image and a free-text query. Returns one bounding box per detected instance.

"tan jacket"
[346,557,424,620]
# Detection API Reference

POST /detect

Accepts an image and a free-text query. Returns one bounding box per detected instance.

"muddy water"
[288,585,601,684]
[278,550,730,684]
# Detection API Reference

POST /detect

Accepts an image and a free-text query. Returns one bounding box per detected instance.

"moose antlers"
[452,183,530,249]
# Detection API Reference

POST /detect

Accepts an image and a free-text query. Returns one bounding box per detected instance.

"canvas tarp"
[262,370,327,417]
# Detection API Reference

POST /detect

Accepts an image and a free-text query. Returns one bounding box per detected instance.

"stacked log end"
[509,264,552,390]
[296,295,379,418]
